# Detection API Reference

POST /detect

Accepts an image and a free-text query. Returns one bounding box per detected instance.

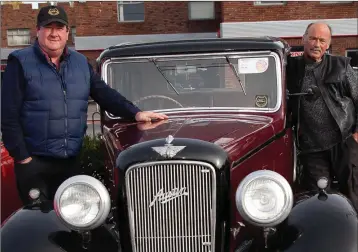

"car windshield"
[104,52,281,115]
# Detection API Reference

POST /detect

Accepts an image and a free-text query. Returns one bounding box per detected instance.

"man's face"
[302,23,331,62]
[37,22,69,56]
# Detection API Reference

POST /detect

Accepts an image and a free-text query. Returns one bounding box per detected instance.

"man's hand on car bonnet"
[135,111,168,122]
[18,157,32,164]
[353,132,358,143]
[137,119,168,131]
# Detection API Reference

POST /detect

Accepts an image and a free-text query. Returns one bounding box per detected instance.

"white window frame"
[345,49,358,67]
[345,48,358,56]
[7,29,31,46]
[31,2,39,9]
[71,27,76,44]
[253,1,286,6]
[320,1,353,4]
[188,1,215,20]
[117,1,145,23]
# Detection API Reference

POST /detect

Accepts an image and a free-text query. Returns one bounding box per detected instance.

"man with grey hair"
[287,22,358,211]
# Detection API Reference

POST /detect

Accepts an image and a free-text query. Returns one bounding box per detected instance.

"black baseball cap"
[37,5,68,27]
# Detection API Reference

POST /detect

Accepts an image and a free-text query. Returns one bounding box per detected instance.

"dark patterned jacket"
[286,53,358,147]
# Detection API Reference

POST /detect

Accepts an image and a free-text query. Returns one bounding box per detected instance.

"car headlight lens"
[235,170,293,227]
[54,175,111,230]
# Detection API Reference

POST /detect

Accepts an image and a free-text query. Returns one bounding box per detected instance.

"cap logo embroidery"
[48,8,60,16]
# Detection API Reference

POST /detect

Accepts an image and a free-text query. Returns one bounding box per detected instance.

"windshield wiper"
[225,56,247,95]
[149,58,179,95]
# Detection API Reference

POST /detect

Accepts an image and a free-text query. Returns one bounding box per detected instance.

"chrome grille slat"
[193,166,198,252]
[185,164,190,252]
[125,160,216,252]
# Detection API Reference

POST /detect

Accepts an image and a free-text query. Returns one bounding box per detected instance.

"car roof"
[97,37,290,62]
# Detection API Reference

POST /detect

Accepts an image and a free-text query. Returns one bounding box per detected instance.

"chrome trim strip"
[103,50,272,61]
[293,139,297,182]
[100,51,283,119]
[125,160,217,252]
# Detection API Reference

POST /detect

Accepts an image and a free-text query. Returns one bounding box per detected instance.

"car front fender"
[1,204,119,252]
[276,191,358,252]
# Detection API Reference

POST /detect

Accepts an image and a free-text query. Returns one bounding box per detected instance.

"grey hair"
[304,22,333,37]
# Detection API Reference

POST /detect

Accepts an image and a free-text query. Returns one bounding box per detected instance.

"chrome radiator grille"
[125,161,217,252]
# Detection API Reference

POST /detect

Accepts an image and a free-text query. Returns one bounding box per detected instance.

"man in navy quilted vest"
[1,5,167,204]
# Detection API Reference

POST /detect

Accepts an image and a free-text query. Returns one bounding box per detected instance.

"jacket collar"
[294,53,328,79]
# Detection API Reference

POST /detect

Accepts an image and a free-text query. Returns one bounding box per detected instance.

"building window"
[346,49,358,68]
[31,2,39,9]
[117,1,145,22]
[7,29,31,46]
[188,2,215,20]
[71,27,76,44]
[254,1,286,5]
[320,1,352,4]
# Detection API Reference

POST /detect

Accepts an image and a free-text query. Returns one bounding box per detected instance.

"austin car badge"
[151,135,186,158]
[149,187,189,207]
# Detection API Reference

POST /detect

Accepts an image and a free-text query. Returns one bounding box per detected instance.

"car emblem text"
[149,187,189,207]
[151,135,186,158]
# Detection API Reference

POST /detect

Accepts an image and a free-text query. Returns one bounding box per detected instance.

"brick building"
[1,1,357,74]
[220,1,358,66]
[0,1,221,68]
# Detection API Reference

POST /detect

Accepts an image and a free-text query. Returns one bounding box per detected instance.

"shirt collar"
[34,39,69,64]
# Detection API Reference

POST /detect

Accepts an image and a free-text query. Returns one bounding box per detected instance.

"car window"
[105,52,281,113]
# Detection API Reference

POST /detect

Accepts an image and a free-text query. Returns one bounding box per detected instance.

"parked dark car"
[2,37,357,252]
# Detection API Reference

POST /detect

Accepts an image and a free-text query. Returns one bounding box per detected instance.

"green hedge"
[79,134,106,182]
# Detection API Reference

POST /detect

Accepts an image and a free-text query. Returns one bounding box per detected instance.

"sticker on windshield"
[238,58,269,74]
[176,65,197,74]
[255,95,268,108]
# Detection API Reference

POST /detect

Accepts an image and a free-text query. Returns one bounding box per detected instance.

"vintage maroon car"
[2,37,357,252]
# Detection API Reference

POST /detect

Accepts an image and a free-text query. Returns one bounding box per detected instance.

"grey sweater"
[298,60,342,153]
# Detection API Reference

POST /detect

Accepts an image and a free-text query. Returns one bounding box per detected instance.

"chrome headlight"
[235,170,293,227]
[54,175,111,230]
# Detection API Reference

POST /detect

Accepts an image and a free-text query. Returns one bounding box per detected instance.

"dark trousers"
[14,155,80,205]
[299,136,358,212]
